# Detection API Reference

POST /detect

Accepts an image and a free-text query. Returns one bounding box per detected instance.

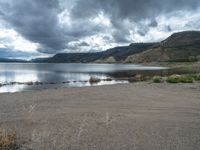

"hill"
[126,31,200,63]
[22,31,200,64]
[32,43,156,63]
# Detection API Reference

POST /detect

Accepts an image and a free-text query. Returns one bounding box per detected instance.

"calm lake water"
[0,63,168,93]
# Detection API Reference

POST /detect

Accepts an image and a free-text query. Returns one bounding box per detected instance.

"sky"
[0,0,200,59]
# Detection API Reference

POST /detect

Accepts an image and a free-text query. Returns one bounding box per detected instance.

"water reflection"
[0,71,39,84]
[0,63,168,93]
[0,84,27,93]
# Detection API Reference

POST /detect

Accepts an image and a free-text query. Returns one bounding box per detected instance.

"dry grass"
[0,129,19,150]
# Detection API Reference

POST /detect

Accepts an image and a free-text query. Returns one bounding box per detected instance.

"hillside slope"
[126,31,200,63]
[33,43,156,63]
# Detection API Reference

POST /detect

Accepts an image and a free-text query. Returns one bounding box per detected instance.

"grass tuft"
[0,129,19,150]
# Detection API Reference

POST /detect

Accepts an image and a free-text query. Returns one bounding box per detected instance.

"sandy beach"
[0,82,200,150]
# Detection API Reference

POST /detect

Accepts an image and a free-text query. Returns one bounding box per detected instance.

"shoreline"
[0,81,200,95]
[1,71,199,94]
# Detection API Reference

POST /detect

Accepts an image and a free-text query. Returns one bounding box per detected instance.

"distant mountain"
[0,58,27,63]
[126,31,200,63]
[32,43,157,63]
[6,31,200,64]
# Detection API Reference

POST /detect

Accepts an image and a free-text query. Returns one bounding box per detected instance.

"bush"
[193,74,200,81]
[167,75,181,83]
[167,75,194,83]
[179,76,193,83]
[152,76,163,83]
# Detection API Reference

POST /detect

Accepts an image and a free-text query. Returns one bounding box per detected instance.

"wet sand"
[0,82,200,150]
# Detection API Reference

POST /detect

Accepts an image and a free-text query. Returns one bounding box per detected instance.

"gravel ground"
[0,82,200,150]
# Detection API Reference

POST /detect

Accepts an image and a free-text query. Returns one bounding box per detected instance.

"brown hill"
[126,31,200,63]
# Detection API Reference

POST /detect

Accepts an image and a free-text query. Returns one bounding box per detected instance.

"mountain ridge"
[126,31,200,63]
[32,43,156,63]
[1,31,200,64]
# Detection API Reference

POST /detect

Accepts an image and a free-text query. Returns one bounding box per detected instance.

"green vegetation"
[179,76,193,83]
[152,76,163,83]
[124,73,200,84]
[148,74,200,84]
[166,75,181,83]
[192,74,200,81]
[166,75,194,83]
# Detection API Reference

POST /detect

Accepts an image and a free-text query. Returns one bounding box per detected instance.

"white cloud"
[91,12,111,27]
[0,28,39,52]
[0,0,200,59]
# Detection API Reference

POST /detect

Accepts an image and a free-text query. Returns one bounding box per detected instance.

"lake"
[0,63,168,93]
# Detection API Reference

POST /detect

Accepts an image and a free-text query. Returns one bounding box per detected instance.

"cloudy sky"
[0,0,200,59]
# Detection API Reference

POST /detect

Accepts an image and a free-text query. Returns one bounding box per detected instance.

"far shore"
[0,82,200,149]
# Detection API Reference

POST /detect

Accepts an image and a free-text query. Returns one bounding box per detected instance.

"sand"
[0,82,200,150]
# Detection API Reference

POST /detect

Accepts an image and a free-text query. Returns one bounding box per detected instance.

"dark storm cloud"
[72,0,200,20]
[0,0,200,55]
[149,20,158,28]
[0,0,67,53]
[0,0,109,53]
[112,30,131,43]
[71,0,200,39]
[66,41,90,50]
[78,42,89,47]
[166,25,172,32]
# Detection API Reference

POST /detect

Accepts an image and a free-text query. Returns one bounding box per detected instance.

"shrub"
[167,75,194,83]
[103,78,112,81]
[193,74,200,81]
[167,75,181,83]
[179,76,193,83]
[152,76,163,83]
[89,77,101,84]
